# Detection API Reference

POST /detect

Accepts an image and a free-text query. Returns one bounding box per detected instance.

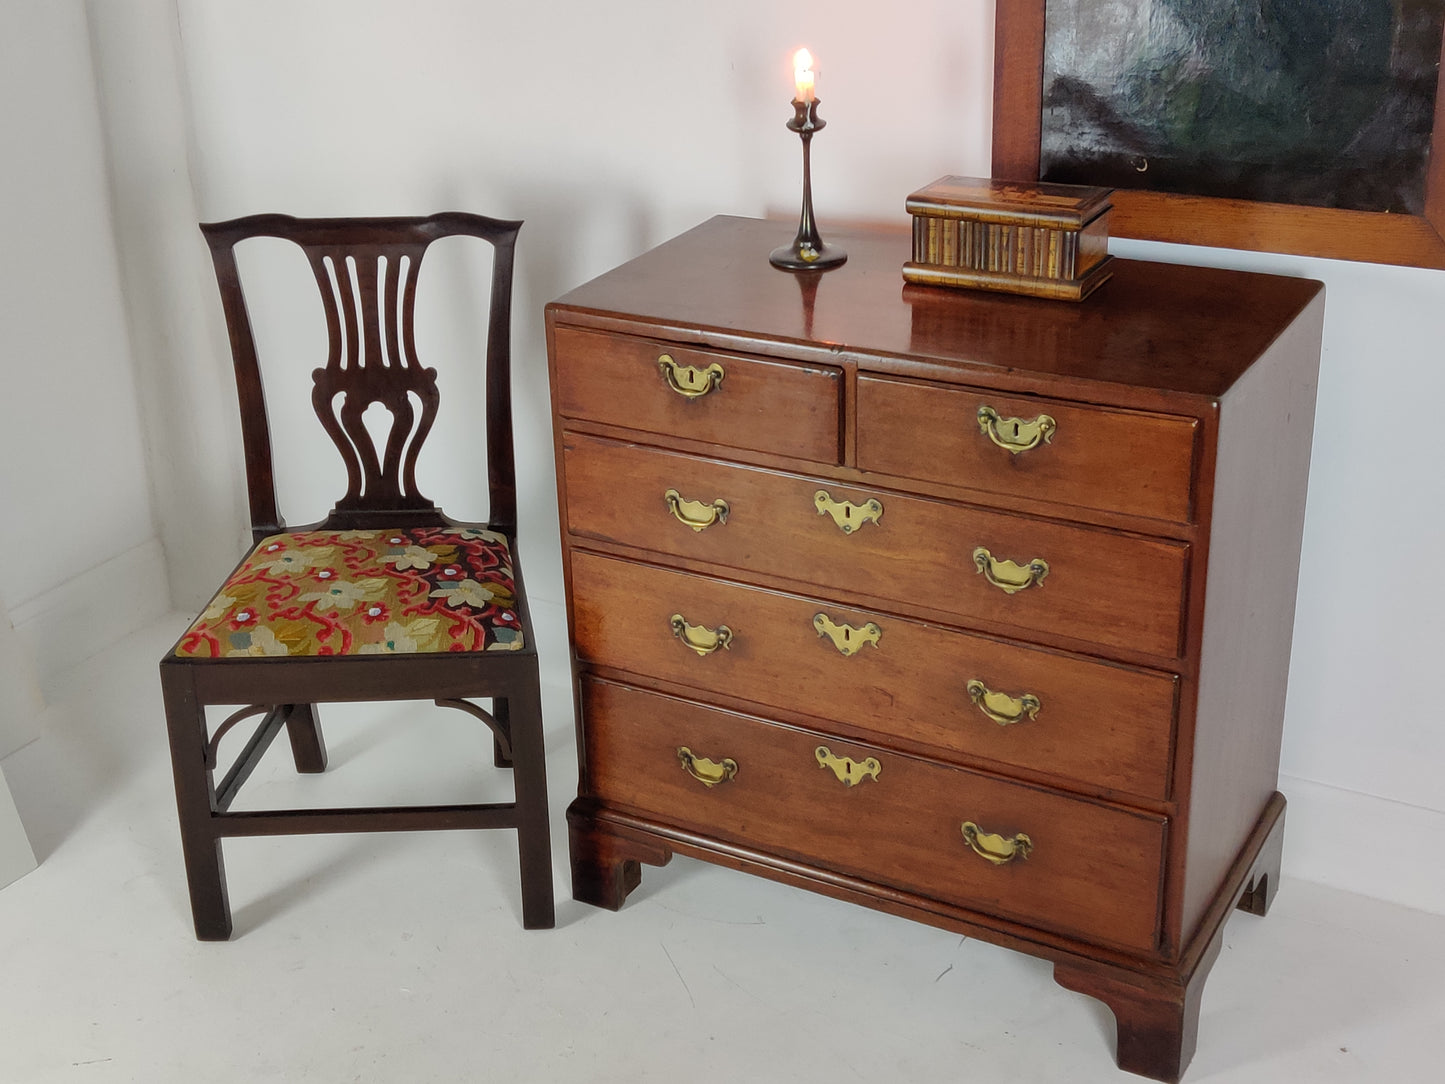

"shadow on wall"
[0,602,45,759]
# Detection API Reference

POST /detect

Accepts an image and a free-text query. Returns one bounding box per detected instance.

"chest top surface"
[550,215,1322,400]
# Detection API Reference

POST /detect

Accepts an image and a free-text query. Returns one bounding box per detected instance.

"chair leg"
[491,697,514,768]
[506,681,554,929]
[159,664,232,940]
[283,702,328,773]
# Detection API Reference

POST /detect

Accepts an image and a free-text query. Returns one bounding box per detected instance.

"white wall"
[71,1,1443,912]
[1110,237,1445,912]
[84,0,250,615]
[0,1,167,717]
[0,603,40,886]
[138,0,993,613]
[1106,240,1445,816]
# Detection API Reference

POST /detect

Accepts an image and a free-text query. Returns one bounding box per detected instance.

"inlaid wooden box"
[904,175,1114,301]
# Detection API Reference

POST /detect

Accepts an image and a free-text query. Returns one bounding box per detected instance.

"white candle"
[793,48,815,103]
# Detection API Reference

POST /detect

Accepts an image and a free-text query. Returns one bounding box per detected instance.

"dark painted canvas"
[1039,0,1443,214]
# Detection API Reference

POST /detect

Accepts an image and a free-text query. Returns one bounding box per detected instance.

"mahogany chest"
[545,215,1323,1082]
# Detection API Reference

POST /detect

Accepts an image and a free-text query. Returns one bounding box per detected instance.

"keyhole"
[1009,420,1020,439]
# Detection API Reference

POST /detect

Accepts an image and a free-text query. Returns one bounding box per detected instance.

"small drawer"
[570,552,1178,801]
[552,326,842,463]
[563,434,1190,659]
[581,677,1167,954]
[857,374,1198,523]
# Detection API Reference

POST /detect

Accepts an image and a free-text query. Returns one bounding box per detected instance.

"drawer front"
[582,677,1166,954]
[857,374,1198,524]
[564,434,1190,658]
[571,551,1178,801]
[552,326,842,463]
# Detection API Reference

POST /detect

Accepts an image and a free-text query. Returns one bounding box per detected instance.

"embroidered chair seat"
[177,527,524,658]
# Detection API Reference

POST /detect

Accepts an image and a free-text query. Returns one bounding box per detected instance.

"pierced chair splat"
[159,212,554,940]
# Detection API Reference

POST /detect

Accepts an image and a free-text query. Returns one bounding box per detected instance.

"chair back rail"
[200,213,521,537]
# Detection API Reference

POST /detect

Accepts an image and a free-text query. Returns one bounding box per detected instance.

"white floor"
[1,615,1442,1084]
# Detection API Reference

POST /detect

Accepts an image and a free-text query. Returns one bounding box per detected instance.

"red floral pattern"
[176,528,523,658]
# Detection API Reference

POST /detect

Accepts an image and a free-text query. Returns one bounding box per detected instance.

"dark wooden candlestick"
[770,98,847,271]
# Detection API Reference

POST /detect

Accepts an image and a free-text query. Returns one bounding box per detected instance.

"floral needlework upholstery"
[176,528,523,658]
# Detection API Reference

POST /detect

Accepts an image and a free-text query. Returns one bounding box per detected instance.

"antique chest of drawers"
[546,216,1324,1082]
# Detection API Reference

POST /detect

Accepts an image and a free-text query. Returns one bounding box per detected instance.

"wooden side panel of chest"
[546,216,1323,1083]
[1179,301,1324,939]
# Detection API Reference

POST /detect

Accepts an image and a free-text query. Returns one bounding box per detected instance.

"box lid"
[906,176,1113,229]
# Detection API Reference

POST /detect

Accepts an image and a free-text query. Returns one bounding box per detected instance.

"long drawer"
[563,433,1190,658]
[582,677,1167,954]
[856,374,1198,524]
[551,327,843,463]
[571,551,1178,801]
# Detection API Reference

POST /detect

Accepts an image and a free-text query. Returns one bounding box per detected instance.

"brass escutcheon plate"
[814,490,883,534]
[814,613,882,656]
[815,745,881,787]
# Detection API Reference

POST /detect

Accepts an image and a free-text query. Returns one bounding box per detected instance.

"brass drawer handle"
[977,405,1056,455]
[973,548,1049,595]
[961,821,1033,865]
[677,746,738,787]
[966,679,1041,727]
[670,613,733,657]
[664,488,729,531]
[814,490,883,534]
[658,353,724,399]
[815,746,881,787]
[814,613,882,656]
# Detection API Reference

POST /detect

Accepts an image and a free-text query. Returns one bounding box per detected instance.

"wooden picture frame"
[992,0,1445,269]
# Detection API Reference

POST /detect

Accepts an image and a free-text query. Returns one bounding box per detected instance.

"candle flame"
[793,48,816,102]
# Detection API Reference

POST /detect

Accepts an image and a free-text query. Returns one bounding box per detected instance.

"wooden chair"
[160,213,554,939]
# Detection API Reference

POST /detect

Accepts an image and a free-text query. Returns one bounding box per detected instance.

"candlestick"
[769,95,847,272]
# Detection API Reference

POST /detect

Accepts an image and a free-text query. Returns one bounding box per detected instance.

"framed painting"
[993,0,1445,268]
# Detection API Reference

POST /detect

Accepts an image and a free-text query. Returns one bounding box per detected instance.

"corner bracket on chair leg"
[435,697,513,765]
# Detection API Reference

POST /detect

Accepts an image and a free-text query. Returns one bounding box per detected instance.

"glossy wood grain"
[550,213,1323,1082]
[856,374,1198,524]
[570,551,1179,801]
[1179,294,1323,940]
[563,433,1190,659]
[551,326,842,463]
[582,677,1167,954]
[547,217,1322,401]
